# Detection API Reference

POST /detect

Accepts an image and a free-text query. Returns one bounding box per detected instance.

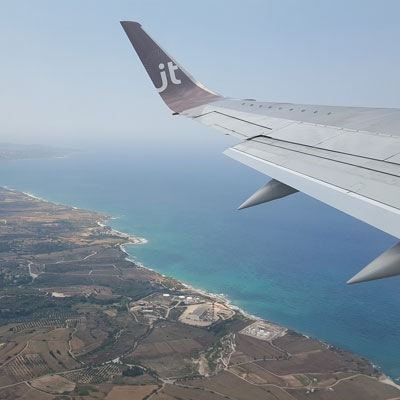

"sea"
[1,137,400,379]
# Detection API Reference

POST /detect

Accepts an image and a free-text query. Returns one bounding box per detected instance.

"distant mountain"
[0,143,74,160]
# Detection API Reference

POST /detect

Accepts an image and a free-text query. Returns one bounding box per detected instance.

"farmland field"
[0,187,398,400]
[105,384,159,400]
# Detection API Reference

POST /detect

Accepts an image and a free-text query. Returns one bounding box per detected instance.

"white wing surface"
[121,21,400,284]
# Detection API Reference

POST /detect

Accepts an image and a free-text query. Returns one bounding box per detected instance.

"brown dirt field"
[112,373,160,386]
[284,374,309,387]
[30,375,75,394]
[185,371,295,400]
[70,336,85,351]
[232,333,285,361]
[122,268,158,280]
[82,329,140,365]
[159,383,230,400]
[153,341,174,354]
[255,348,372,375]
[3,353,49,381]
[151,393,175,400]
[143,322,214,346]
[139,354,197,378]
[25,341,62,372]
[132,343,158,358]
[230,363,287,386]
[46,337,79,369]
[243,371,268,384]
[135,338,202,359]
[290,375,400,400]
[274,332,326,354]
[229,351,253,365]
[105,385,158,400]
[133,322,213,373]
[31,328,68,342]
[0,324,15,336]
[309,372,355,388]
[0,328,53,366]
[96,383,113,395]
[0,382,31,399]
[0,369,20,387]
[40,285,114,298]
[19,387,55,400]
[168,338,202,353]
[91,270,118,276]
[0,341,26,365]
[72,318,108,357]
[26,328,80,371]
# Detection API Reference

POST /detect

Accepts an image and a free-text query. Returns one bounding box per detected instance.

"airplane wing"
[121,21,400,284]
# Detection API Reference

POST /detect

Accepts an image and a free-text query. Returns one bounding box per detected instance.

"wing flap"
[194,111,268,138]
[318,131,400,160]
[190,101,400,165]
[226,139,400,239]
[267,122,342,146]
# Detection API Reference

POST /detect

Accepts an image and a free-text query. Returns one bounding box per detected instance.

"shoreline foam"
[4,186,398,386]
[119,231,400,386]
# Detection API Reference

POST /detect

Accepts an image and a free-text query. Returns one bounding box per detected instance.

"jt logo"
[156,62,181,93]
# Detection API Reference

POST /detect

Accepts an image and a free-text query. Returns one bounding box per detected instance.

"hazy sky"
[1,0,399,145]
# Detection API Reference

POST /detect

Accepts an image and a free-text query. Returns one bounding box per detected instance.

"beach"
[1,146,399,381]
[1,185,399,399]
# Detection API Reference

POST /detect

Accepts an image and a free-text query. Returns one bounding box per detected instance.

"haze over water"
[2,139,400,379]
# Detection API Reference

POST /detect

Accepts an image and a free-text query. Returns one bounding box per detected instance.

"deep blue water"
[1,139,399,378]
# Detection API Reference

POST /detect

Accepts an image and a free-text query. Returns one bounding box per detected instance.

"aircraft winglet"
[120,21,400,285]
[120,21,221,113]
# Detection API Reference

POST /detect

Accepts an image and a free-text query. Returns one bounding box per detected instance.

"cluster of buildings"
[241,321,287,342]
[246,325,272,340]
[185,304,215,322]
[129,292,233,327]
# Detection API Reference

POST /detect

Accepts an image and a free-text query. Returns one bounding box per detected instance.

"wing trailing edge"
[121,21,400,284]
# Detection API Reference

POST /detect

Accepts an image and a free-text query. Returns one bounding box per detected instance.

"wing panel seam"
[232,146,400,212]
[260,140,400,179]
[249,137,400,173]
[193,111,273,130]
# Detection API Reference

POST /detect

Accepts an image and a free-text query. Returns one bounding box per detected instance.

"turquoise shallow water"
[1,140,399,378]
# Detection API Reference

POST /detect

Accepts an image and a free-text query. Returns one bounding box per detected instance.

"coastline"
[119,237,399,386]
[3,185,399,388]
[119,241,258,320]
[124,238,400,388]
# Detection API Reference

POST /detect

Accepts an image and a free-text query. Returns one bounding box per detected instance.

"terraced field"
[0,187,398,400]
[65,363,122,384]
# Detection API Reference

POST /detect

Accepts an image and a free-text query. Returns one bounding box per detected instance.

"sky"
[0,0,399,145]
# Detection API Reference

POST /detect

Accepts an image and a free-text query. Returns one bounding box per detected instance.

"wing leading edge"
[121,21,400,284]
